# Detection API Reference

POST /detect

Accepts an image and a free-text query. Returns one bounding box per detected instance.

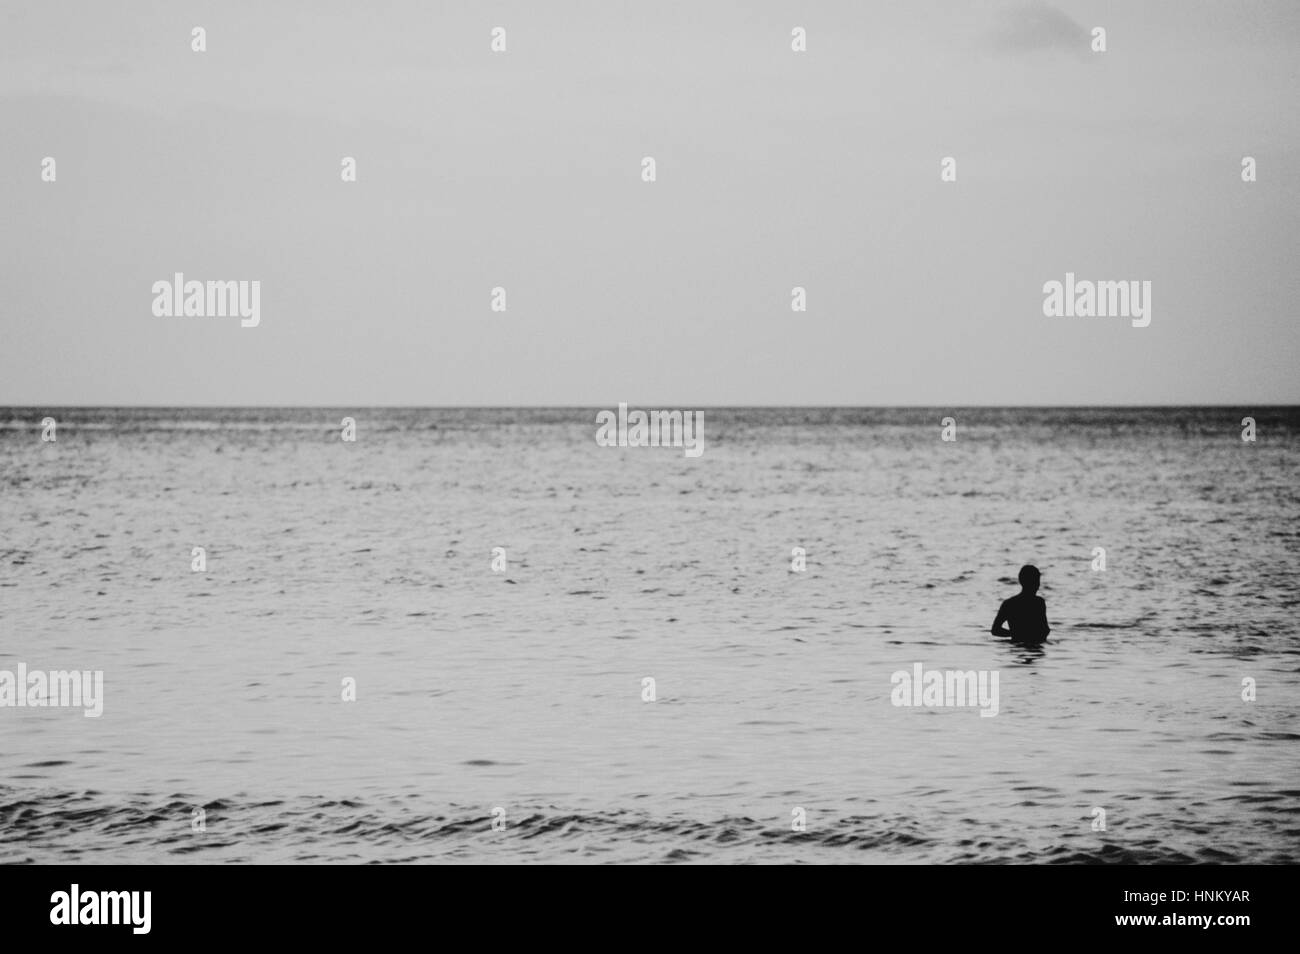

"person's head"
[1018,564,1041,594]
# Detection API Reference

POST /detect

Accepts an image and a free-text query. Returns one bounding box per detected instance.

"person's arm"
[1039,600,1051,638]
[991,603,1011,638]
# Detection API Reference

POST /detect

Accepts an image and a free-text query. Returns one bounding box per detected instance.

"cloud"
[990,2,1092,55]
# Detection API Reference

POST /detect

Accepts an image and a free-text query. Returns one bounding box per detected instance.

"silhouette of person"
[991,565,1051,642]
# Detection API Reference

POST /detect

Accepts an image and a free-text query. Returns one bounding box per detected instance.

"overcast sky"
[1,0,1296,405]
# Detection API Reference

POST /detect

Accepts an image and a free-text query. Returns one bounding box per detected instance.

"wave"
[1,787,1282,865]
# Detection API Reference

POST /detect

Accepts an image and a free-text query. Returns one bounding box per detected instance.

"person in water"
[991,565,1051,642]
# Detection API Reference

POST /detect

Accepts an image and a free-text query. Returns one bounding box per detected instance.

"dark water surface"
[1,407,1297,863]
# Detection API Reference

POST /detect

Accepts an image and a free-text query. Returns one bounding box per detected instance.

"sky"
[1,0,1297,405]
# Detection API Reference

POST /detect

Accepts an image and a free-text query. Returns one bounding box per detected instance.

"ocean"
[1,407,1297,863]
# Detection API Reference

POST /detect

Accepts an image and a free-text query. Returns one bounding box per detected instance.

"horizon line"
[2,403,1297,411]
